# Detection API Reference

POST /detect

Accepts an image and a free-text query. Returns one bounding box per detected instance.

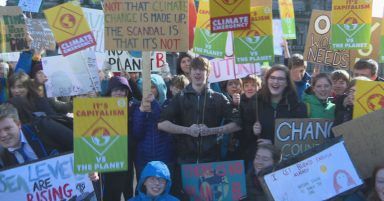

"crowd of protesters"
[0,43,383,201]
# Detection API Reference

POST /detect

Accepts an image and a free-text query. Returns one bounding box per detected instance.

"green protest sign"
[234,36,274,64]
[193,27,227,58]
[74,98,128,174]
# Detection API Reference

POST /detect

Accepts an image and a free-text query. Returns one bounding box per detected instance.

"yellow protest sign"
[197,0,210,29]
[74,98,128,173]
[234,6,272,37]
[278,0,296,39]
[209,0,250,33]
[44,2,96,56]
[353,80,384,119]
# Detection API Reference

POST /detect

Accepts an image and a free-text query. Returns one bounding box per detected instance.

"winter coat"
[302,93,335,119]
[258,92,307,143]
[128,161,179,201]
[333,94,353,127]
[159,84,241,164]
[296,72,311,100]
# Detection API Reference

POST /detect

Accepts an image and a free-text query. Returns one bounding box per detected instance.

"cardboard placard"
[332,109,384,179]
[182,160,246,201]
[106,50,165,72]
[42,51,101,97]
[74,98,128,174]
[303,10,351,69]
[353,80,384,119]
[208,57,261,83]
[274,118,333,159]
[0,153,96,201]
[262,141,363,200]
[104,0,189,51]
[44,2,96,56]
[0,6,28,53]
[209,0,250,33]
[25,19,56,51]
[331,0,372,50]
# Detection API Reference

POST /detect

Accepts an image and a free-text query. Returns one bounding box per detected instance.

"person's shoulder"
[161,195,180,201]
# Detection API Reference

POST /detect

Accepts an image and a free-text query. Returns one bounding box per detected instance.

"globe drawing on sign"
[343,17,358,31]
[245,36,261,44]
[60,14,76,29]
[367,94,384,111]
[222,0,237,5]
[91,127,111,146]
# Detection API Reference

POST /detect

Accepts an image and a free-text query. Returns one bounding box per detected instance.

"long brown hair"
[259,64,297,103]
[368,165,384,201]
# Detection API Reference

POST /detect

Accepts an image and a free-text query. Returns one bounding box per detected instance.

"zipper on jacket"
[197,95,201,163]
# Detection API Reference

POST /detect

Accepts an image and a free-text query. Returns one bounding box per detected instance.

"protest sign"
[188,0,197,49]
[333,109,384,179]
[209,0,250,33]
[25,19,56,51]
[304,10,351,69]
[380,17,384,63]
[208,57,261,83]
[83,8,104,54]
[0,52,20,62]
[278,0,296,39]
[74,97,128,174]
[106,50,165,72]
[233,6,274,64]
[331,0,372,50]
[274,118,333,159]
[44,2,96,56]
[0,153,96,201]
[372,0,384,18]
[350,17,381,64]
[42,51,101,97]
[273,19,283,56]
[18,0,42,13]
[194,0,227,58]
[182,160,246,201]
[262,141,363,200]
[0,7,28,53]
[353,80,384,119]
[104,0,189,52]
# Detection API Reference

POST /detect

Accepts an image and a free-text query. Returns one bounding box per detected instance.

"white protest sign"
[42,51,101,97]
[208,57,261,83]
[0,0,6,6]
[106,51,166,72]
[273,19,284,56]
[263,141,363,201]
[0,52,20,62]
[0,153,96,201]
[18,0,42,12]
[372,0,384,17]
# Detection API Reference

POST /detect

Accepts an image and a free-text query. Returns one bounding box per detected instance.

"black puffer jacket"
[257,92,307,142]
[159,84,241,164]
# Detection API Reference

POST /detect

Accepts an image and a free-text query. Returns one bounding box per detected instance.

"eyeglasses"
[146,177,166,186]
[269,76,286,82]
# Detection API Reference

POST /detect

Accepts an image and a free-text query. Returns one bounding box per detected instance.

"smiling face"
[268,70,288,98]
[190,67,208,88]
[376,169,384,201]
[313,77,332,100]
[144,176,167,198]
[332,79,348,96]
[0,117,21,149]
[226,79,242,96]
[253,148,274,174]
[336,172,349,188]
[243,82,258,98]
[10,80,28,98]
[180,57,191,75]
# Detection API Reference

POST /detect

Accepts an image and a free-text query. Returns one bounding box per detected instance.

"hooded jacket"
[295,72,311,100]
[128,161,179,201]
[132,74,175,176]
[302,92,335,119]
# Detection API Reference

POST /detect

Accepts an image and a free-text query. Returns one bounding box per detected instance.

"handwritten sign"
[182,160,246,201]
[193,0,227,58]
[209,0,250,33]
[278,0,296,39]
[353,80,384,119]
[18,0,42,13]
[0,6,28,53]
[44,2,96,56]
[274,118,333,159]
[273,19,284,56]
[0,153,96,201]
[304,10,351,69]
[263,141,363,201]
[106,50,165,72]
[74,98,128,174]
[83,8,104,54]
[208,57,261,83]
[333,109,384,179]
[25,19,56,51]
[104,0,188,51]
[42,51,101,98]
[331,0,372,50]
[233,6,274,64]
